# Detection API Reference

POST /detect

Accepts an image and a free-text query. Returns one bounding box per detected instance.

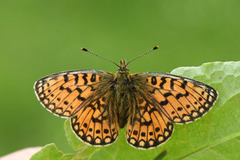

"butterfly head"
[118,59,129,72]
[115,59,131,83]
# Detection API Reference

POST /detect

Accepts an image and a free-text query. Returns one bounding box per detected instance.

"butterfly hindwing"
[126,96,174,149]
[34,70,104,117]
[71,93,118,146]
[141,72,218,124]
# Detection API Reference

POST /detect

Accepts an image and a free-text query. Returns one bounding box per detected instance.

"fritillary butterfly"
[34,46,218,149]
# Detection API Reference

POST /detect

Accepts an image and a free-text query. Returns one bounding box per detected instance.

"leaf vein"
[181,133,240,160]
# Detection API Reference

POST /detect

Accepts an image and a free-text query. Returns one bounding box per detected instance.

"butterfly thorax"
[114,59,131,92]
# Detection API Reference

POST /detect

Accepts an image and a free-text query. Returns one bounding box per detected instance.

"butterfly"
[34,46,218,149]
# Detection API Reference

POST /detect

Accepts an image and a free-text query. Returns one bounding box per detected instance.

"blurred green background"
[0,0,239,157]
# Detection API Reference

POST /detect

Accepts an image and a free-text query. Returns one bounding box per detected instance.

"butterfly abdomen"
[113,71,136,128]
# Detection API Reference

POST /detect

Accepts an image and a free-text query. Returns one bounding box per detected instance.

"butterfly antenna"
[126,46,159,66]
[81,48,119,67]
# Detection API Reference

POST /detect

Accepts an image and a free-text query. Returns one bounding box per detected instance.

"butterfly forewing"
[142,72,218,124]
[71,93,118,146]
[126,96,174,149]
[34,70,104,117]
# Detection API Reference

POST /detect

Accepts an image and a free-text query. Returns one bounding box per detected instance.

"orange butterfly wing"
[35,70,118,146]
[126,96,173,149]
[71,93,118,146]
[142,72,218,124]
[34,70,104,117]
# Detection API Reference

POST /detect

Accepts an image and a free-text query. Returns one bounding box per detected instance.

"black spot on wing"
[64,75,69,82]
[159,77,166,89]
[160,99,168,106]
[90,74,96,82]
[151,76,157,85]
[82,73,88,85]
[73,74,79,84]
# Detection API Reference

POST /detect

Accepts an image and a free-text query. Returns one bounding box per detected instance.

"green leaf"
[30,144,64,160]
[61,154,75,160]
[154,149,168,160]
[64,119,87,151]
[169,93,240,160]
[30,143,75,160]
[162,61,240,159]
[61,62,240,159]
[64,119,101,159]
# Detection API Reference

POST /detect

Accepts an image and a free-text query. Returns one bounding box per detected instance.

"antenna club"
[81,48,88,52]
[153,46,159,50]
